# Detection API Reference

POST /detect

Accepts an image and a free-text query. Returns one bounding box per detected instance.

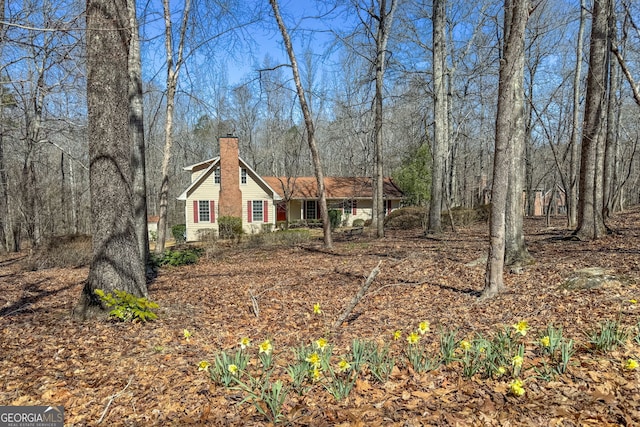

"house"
[177,135,404,241]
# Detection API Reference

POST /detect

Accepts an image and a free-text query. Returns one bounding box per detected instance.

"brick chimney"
[218,135,243,218]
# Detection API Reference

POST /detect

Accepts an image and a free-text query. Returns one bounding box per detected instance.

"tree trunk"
[504,8,531,268]
[155,0,191,254]
[75,0,147,320]
[128,0,150,268]
[0,83,7,253]
[372,0,397,238]
[482,0,528,299]
[270,0,333,248]
[428,0,447,234]
[568,0,587,228]
[603,0,619,219]
[574,0,609,241]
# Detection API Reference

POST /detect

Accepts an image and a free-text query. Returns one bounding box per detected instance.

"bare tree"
[269,0,333,248]
[75,0,147,319]
[483,0,529,299]
[574,0,610,241]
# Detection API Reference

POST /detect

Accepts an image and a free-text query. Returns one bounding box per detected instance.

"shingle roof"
[262,176,404,200]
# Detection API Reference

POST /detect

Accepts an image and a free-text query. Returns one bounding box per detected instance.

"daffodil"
[197,360,210,372]
[512,355,524,368]
[313,303,322,314]
[239,337,251,349]
[337,359,351,373]
[259,339,273,355]
[512,320,529,336]
[539,336,551,348]
[630,299,638,304]
[418,321,430,335]
[183,329,192,341]
[624,359,638,370]
[315,338,328,352]
[460,340,472,351]
[306,352,321,368]
[509,379,525,397]
[407,331,420,345]
[311,366,322,382]
[228,364,239,375]
[495,366,507,377]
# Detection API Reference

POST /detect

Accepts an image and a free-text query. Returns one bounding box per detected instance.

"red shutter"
[210,200,215,223]
[263,200,269,222]
[247,200,252,222]
[193,200,199,223]
[352,200,357,215]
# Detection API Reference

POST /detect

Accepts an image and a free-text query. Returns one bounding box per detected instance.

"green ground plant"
[94,289,158,322]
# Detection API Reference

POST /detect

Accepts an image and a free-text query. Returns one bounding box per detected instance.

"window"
[305,200,317,220]
[214,167,220,184]
[199,200,210,222]
[241,168,247,184]
[252,200,263,221]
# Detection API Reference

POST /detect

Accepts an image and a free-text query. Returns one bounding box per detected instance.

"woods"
[1,0,640,298]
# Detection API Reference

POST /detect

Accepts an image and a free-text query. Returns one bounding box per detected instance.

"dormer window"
[214,167,220,184]
[241,168,247,184]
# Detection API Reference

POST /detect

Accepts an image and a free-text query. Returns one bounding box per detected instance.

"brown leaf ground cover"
[1,208,639,426]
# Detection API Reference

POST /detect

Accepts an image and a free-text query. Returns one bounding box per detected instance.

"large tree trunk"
[574,0,609,241]
[603,0,619,219]
[75,0,147,320]
[428,0,448,234]
[568,0,587,228]
[482,0,528,299]
[270,0,333,248]
[128,0,150,268]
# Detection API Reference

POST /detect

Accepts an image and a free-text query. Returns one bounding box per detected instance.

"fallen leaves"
[1,209,640,425]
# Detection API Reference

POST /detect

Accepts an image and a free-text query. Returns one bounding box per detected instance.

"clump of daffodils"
[512,320,529,336]
[509,379,525,397]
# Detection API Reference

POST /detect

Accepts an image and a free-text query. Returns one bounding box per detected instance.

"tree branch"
[332,261,381,330]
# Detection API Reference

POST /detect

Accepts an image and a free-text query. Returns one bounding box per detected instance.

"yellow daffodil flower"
[313,303,322,314]
[239,337,251,349]
[540,336,551,347]
[259,339,273,355]
[315,338,328,352]
[512,355,524,368]
[512,320,529,336]
[337,359,351,373]
[630,299,638,304]
[305,352,321,367]
[393,330,402,341]
[460,340,472,351]
[197,360,210,372]
[407,331,420,345]
[228,364,239,375]
[183,329,192,341]
[311,367,322,382]
[509,379,525,397]
[418,321,430,335]
[624,359,638,370]
[495,366,507,377]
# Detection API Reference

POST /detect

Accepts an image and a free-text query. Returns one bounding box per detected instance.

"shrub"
[152,247,203,267]
[384,207,426,230]
[172,224,186,243]
[352,219,365,227]
[94,289,159,322]
[329,209,342,230]
[219,216,243,240]
[197,228,217,243]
